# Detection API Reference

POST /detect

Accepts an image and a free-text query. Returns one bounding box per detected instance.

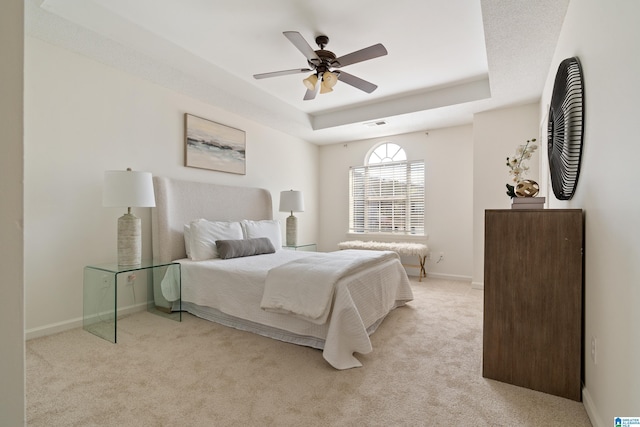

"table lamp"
[103,168,155,266]
[279,190,305,246]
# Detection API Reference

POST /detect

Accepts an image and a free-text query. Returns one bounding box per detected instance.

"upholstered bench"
[338,240,429,281]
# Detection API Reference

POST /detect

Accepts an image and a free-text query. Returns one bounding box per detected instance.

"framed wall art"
[184,113,246,175]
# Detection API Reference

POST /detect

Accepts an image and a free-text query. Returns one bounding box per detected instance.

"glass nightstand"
[83,260,181,343]
[283,243,317,251]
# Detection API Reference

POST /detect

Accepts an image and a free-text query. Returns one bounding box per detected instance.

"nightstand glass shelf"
[283,243,317,251]
[83,260,181,343]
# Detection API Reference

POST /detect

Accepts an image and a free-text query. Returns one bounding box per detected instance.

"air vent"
[364,120,387,127]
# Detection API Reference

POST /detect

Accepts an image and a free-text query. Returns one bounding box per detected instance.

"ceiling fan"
[253,31,388,101]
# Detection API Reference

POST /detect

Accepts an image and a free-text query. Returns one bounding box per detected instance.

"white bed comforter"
[261,250,400,325]
[162,250,413,369]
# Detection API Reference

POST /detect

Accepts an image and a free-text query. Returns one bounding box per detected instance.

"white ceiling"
[27,0,569,145]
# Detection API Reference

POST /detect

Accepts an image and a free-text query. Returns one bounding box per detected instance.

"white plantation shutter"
[349,160,425,235]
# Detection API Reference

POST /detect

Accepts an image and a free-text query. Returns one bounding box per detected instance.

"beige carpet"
[26,278,592,426]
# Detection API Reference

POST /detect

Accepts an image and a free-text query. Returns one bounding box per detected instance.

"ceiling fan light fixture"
[319,84,333,94]
[258,32,387,101]
[323,71,338,88]
[303,74,318,90]
[318,71,337,94]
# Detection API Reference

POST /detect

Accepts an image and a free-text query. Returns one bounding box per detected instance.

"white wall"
[539,1,640,424]
[471,103,541,288]
[0,1,25,424]
[319,126,473,280]
[24,37,319,336]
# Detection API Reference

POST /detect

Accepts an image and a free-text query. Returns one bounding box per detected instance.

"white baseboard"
[582,386,604,427]
[25,316,83,341]
[25,302,148,341]
[425,272,472,282]
[471,281,484,290]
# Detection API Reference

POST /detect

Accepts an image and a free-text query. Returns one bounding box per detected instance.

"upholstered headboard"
[151,176,273,263]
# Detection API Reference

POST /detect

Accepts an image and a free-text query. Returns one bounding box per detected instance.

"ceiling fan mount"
[311,36,339,68]
[253,31,388,101]
[315,35,329,49]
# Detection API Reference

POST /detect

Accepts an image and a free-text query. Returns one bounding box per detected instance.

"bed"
[151,176,414,369]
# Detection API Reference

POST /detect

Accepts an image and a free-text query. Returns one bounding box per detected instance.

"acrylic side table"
[83,260,181,343]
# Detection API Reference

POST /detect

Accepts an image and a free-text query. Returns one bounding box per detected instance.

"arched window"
[349,142,425,235]
[367,142,407,164]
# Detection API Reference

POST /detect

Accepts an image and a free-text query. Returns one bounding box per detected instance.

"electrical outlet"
[591,336,597,364]
[127,273,136,286]
[436,252,444,263]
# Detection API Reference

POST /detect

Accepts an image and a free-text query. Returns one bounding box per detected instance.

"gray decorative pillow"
[215,237,276,260]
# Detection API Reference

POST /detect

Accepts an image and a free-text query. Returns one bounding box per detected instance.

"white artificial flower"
[505,138,537,185]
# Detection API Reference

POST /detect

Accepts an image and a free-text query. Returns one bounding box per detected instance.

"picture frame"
[184,113,246,175]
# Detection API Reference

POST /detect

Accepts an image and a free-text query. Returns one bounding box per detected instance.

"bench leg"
[418,256,426,282]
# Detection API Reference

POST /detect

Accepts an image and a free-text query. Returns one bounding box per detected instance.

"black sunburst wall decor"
[547,56,585,200]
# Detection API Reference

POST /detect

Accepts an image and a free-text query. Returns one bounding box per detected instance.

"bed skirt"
[176,301,396,351]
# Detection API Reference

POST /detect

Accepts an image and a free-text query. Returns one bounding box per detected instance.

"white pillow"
[241,220,282,250]
[189,219,244,261]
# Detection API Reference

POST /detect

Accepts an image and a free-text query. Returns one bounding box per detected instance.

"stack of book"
[511,196,545,209]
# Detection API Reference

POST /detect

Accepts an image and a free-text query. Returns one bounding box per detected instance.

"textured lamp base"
[118,213,141,266]
[286,214,297,246]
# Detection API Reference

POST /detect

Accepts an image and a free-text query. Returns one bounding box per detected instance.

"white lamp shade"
[103,170,156,208]
[279,190,305,213]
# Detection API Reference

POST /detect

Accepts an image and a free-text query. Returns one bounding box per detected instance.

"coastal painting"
[184,114,246,174]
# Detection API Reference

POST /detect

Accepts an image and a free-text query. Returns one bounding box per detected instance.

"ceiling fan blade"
[335,43,388,68]
[253,68,312,79]
[303,87,317,101]
[283,31,321,64]
[302,79,322,101]
[337,71,378,93]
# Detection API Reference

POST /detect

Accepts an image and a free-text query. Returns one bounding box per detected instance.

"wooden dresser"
[482,209,584,401]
